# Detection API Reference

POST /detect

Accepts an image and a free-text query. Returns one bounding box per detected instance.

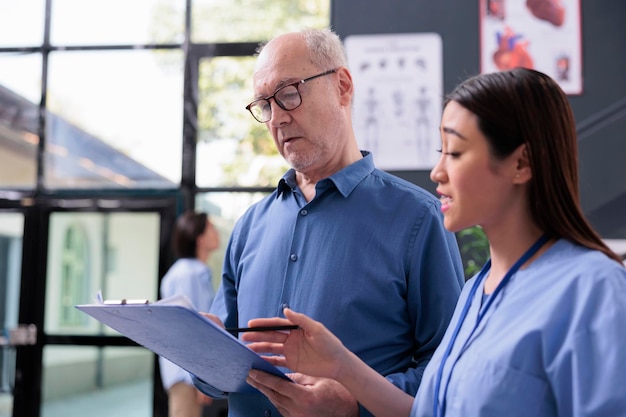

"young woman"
[242,68,626,417]
[159,211,220,417]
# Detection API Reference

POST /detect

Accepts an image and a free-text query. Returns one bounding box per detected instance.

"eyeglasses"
[245,69,337,123]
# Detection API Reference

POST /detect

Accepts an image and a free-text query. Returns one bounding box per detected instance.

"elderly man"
[194,28,464,417]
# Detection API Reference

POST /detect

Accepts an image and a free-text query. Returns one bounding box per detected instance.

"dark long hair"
[172,211,208,259]
[446,68,622,264]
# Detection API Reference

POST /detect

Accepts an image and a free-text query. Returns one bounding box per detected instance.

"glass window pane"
[195,191,270,282]
[0,1,45,47]
[45,212,160,335]
[196,57,289,187]
[51,0,184,46]
[0,384,9,416]
[0,53,42,189]
[0,213,24,417]
[0,53,42,103]
[46,50,183,189]
[41,346,152,417]
[191,0,330,43]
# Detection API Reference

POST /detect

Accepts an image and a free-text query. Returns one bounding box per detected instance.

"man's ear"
[336,67,353,106]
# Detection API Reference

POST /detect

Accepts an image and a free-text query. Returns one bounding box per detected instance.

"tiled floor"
[1,380,227,417]
[42,380,152,417]
[1,379,151,417]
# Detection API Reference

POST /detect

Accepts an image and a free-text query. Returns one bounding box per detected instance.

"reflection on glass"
[191,0,330,43]
[51,0,184,45]
[195,191,270,284]
[0,53,42,188]
[0,213,24,417]
[197,57,289,187]
[41,346,152,417]
[46,50,183,188]
[0,1,45,47]
[45,212,159,334]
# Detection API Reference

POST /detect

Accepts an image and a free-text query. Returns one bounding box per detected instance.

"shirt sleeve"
[385,200,465,394]
[191,374,228,399]
[159,356,193,390]
[160,260,215,312]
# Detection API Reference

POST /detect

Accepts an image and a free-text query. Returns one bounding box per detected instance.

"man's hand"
[243,310,414,417]
[199,312,224,328]
[247,371,359,417]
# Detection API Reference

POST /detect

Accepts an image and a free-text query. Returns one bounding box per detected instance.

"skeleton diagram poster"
[345,33,443,171]
[480,0,582,94]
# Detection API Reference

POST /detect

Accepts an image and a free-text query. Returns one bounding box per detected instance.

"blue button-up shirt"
[196,152,464,417]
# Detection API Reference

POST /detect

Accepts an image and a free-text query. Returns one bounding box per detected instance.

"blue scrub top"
[159,258,215,389]
[413,239,626,417]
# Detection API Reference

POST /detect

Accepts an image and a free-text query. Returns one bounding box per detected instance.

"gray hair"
[257,28,348,70]
[301,28,348,70]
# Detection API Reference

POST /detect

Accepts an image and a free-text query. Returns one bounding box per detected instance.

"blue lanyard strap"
[432,234,549,417]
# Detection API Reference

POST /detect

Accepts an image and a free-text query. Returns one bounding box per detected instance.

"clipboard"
[75,294,291,394]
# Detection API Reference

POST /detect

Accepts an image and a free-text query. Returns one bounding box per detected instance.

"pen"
[226,325,299,334]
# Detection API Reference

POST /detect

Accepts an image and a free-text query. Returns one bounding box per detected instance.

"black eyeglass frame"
[245,68,337,123]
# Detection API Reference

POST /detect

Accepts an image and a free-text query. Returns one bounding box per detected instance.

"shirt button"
[281,303,289,309]
[290,253,298,261]
[300,209,308,216]
[264,410,271,417]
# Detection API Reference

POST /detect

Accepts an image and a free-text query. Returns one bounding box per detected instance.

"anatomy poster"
[480,0,582,94]
[345,33,443,170]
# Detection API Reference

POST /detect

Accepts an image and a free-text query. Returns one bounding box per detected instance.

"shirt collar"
[276,151,374,198]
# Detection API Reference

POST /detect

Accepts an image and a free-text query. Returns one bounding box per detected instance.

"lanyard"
[432,234,549,417]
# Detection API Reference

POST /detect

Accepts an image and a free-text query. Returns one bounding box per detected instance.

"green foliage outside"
[191,0,329,43]
[457,226,490,279]
[192,0,329,186]
[147,0,330,186]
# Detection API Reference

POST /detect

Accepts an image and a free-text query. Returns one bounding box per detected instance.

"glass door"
[41,211,160,417]
[6,196,178,417]
[0,212,24,417]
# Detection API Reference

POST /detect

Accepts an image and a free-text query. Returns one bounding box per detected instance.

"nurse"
[243,67,626,417]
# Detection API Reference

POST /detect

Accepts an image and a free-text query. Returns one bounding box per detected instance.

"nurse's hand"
[242,308,350,380]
